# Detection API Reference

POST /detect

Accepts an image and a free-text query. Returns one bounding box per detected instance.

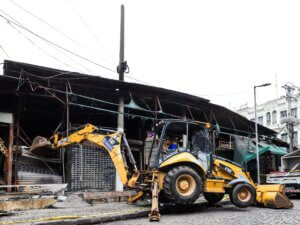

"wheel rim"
[237,188,251,202]
[175,174,196,196]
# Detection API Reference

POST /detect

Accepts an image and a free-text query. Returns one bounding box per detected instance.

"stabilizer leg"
[149,179,160,222]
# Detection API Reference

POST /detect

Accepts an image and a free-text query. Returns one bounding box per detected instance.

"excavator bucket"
[255,184,293,209]
[30,136,52,153]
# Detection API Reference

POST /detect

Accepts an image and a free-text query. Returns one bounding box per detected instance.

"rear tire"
[229,183,255,208]
[163,166,202,204]
[203,193,225,204]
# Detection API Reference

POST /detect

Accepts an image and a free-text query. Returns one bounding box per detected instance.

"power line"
[124,74,152,85]
[9,0,83,47]
[8,22,72,69]
[0,9,153,86]
[9,0,115,68]
[7,21,83,72]
[2,9,91,73]
[0,11,117,74]
[43,40,93,73]
[66,0,115,65]
[0,44,10,58]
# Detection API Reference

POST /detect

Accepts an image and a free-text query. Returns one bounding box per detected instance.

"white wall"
[236,96,300,148]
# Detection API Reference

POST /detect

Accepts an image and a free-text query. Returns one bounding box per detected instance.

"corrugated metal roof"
[0,60,277,137]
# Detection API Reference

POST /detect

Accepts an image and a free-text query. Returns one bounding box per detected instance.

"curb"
[33,210,149,225]
[0,207,150,225]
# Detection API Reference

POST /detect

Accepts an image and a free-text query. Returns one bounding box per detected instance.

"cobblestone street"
[106,198,300,225]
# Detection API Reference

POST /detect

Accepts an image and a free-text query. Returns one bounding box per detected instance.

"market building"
[0,60,285,193]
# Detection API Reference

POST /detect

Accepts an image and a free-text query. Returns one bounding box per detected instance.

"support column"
[7,121,14,192]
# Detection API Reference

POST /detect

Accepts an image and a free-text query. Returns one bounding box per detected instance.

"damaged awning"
[0,60,277,139]
[233,136,287,165]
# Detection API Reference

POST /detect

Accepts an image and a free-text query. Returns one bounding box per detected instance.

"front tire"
[229,183,255,208]
[203,193,225,204]
[163,166,202,204]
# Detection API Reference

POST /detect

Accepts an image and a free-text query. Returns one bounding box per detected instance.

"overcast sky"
[0,0,300,109]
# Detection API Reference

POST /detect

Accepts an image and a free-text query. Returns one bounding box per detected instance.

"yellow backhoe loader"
[31,120,293,221]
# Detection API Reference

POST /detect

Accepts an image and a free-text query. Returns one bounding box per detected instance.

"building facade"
[236,94,300,149]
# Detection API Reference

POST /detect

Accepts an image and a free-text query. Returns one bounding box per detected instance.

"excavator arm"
[34,124,139,187]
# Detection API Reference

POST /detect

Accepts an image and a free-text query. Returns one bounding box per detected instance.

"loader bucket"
[255,184,293,209]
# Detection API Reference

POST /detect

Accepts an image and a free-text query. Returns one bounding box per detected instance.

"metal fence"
[66,144,116,191]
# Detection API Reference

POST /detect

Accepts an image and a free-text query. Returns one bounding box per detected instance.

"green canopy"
[243,144,287,163]
[233,136,287,166]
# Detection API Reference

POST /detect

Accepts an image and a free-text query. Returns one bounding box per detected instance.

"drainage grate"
[66,144,116,191]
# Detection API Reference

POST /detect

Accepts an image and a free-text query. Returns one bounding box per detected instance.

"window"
[272,110,277,125]
[280,110,287,118]
[257,116,263,125]
[291,108,297,118]
[281,133,288,142]
[266,112,271,125]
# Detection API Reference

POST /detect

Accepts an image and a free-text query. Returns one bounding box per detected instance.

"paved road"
[105,198,300,225]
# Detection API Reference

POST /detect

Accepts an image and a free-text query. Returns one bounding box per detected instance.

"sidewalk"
[0,194,229,225]
[0,192,150,225]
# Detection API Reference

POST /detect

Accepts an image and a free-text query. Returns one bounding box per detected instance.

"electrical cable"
[44,42,93,73]
[0,44,10,58]
[65,0,115,65]
[0,12,116,74]
[0,8,92,73]
[124,74,152,85]
[7,21,79,71]
[9,0,116,68]
[9,0,83,47]
[0,10,155,86]
[69,102,156,121]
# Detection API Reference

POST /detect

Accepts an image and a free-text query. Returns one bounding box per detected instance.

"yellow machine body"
[31,122,293,222]
[160,152,206,175]
[158,152,293,209]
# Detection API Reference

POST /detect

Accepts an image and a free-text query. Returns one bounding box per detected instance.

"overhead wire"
[124,74,152,85]
[0,9,90,73]
[43,41,93,73]
[9,0,116,69]
[9,0,83,47]
[0,44,10,58]
[0,11,117,74]
[65,0,115,66]
[6,21,80,71]
[0,8,155,86]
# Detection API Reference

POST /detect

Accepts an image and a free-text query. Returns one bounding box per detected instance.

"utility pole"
[254,83,271,184]
[117,4,127,132]
[116,4,128,192]
[282,83,297,152]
